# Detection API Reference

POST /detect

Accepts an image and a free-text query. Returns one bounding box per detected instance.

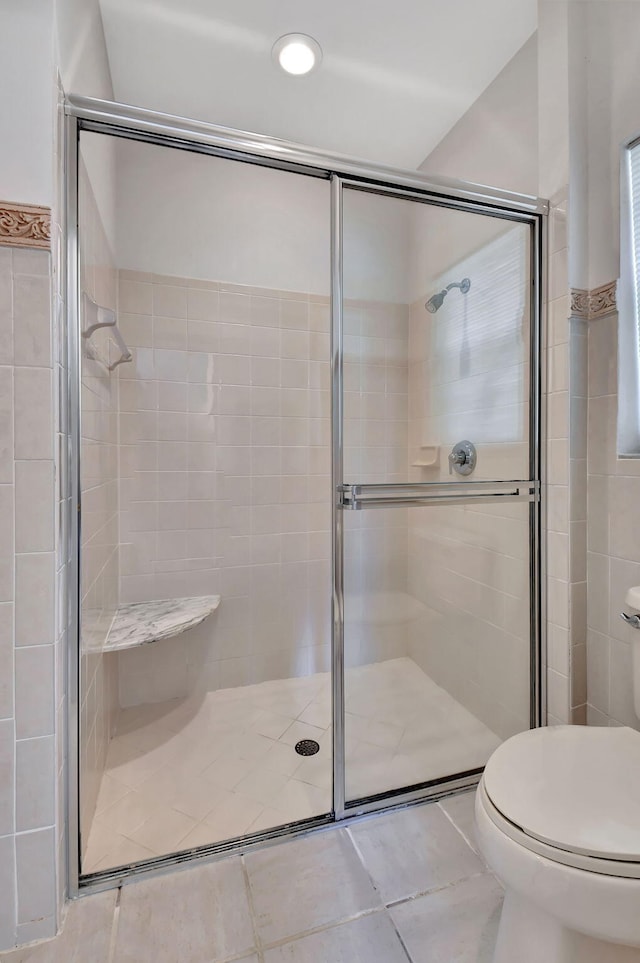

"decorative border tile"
[589,280,617,319]
[570,288,590,319]
[570,280,617,320]
[0,200,51,250]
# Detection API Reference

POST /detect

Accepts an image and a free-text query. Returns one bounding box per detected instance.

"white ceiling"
[99,0,536,169]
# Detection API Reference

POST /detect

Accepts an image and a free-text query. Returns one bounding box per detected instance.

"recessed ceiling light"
[272,34,322,76]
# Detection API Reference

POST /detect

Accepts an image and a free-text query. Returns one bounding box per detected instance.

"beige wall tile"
[547,668,570,722]
[587,551,609,637]
[0,719,15,835]
[16,735,55,831]
[547,531,569,580]
[118,279,153,315]
[547,623,570,675]
[548,343,569,393]
[571,643,587,707]
[570,520,587,582]
[12,275,51,367]
[152,284,187,319]
[570,580,587,645]
[0,603,13,719]
[14,461,54,553]
[15,552,55,646]
[586,629,609,715]
[15,828,57,928]
[187,288,219,322]
[588,315,617,398]
[0,835,16,946]
[609,639,637,726]
[11,251,50,277]
[0,367,13,482]
[587,472,609,554]
[0,237,59,949]
[15,646,54,739]
[14,367,53,460]
[609,475,640,562]
[570,461,587,522]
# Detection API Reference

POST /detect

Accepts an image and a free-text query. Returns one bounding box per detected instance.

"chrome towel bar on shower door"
[339,480,540,510]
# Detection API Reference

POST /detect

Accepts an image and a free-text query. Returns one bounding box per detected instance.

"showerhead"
[425,277,471,313]
[425,290,446,314]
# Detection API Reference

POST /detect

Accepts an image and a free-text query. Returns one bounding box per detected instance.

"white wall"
[0,0,54,206]
[419,35,538,197]
[54,0,113,101]
[0,0,113,210]
[586,2,640,288]
[55,1,117,251]
[114,138,412,301]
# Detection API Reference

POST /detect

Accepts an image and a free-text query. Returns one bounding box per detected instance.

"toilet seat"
[481,725,640,877]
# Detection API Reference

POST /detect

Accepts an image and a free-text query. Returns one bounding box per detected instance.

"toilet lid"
[483,726,640,861]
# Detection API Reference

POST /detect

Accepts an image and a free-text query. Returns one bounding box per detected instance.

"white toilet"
[475,588,640,963]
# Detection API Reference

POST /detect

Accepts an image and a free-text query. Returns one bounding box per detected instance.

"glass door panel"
[340,184,537,805]
[343,499,532,802]
[342,187,532,486]
[77,130,332,876]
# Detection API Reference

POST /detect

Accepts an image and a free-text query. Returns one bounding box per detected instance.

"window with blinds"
[430,225,529,445]
[618,139,640,456]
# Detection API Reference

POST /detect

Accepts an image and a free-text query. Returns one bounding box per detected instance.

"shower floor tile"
[83,657,500,873]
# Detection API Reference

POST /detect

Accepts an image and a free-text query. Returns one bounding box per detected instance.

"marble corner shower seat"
[103,595,221,652]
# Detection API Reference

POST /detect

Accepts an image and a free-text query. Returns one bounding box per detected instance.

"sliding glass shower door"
[335,183,540,808]
[69,97,542,887]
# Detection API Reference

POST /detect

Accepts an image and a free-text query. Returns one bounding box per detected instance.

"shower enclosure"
[65,96,544,890]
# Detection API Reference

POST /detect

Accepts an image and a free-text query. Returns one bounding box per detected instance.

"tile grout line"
[385,870,492,911]
[240,855,264,962]
[387,920,416,963]
[255,907,394,954]
[345,818,492,960]
[106,886,122,963]
[219,950,265,963]
[344,826,414,962]
[436,796,480,855]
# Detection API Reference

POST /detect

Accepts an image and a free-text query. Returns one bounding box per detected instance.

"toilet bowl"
[475,725,640,963]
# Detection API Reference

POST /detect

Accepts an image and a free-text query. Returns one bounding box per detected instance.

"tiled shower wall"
[342,300,411,667]
[0,244,59,948]
[404,292,531,740]
[115,271,332,705]
[115,273,410,706]
[78,161,120,853]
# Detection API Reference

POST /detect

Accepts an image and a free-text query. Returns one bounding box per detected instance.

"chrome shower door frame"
[331,176,545,819]
[64,95,546,895]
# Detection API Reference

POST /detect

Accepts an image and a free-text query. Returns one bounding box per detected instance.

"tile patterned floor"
[84,657,500,873]
[1,792,503,963]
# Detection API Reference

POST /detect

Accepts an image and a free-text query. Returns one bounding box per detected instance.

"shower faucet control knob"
[448,440,477,476]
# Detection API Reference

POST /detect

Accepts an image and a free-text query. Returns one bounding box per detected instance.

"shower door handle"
[339,480,539,510]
